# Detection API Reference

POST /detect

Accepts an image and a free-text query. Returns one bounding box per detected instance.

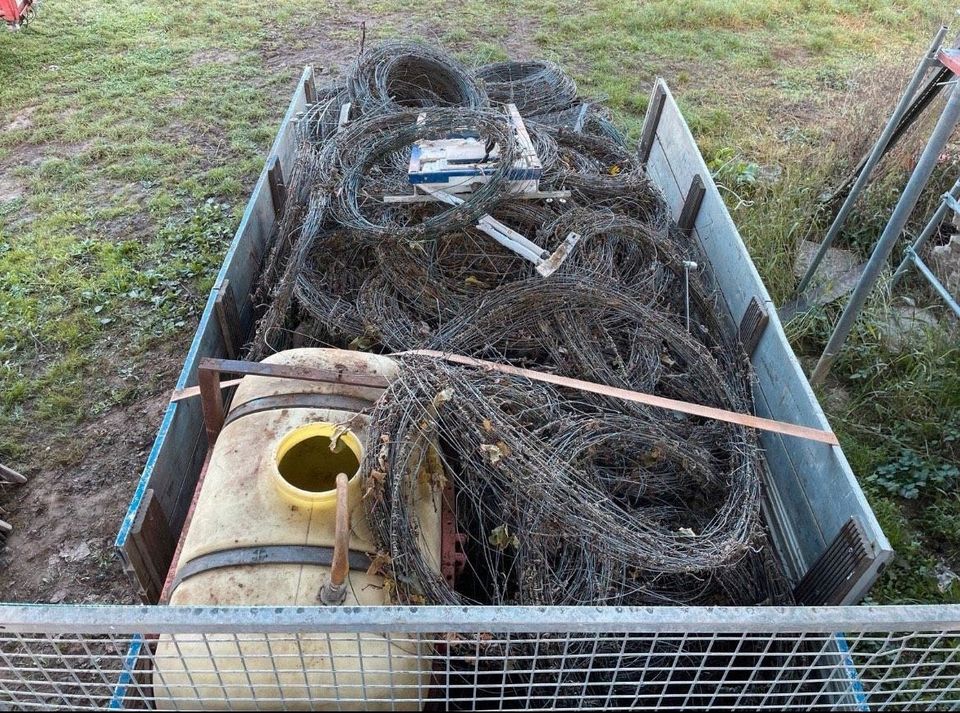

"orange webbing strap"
[396,349,840,446]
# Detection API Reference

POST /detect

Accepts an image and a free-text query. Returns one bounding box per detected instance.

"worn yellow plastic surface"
[154,349,441,711]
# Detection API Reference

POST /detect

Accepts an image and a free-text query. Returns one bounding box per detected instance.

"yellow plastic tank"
[153,348,441,711]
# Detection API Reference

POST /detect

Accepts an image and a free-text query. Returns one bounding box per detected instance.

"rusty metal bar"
[198,357,390,389]
[194,357,391,444]
[197,365,225,443]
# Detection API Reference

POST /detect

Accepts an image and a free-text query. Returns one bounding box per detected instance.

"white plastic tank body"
[153,349,442,710]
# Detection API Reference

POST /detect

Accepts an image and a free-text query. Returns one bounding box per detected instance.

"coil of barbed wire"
[320,108,521,242]
[362,358,765,608]
[348,41,488,113]
[474,59,578,115]
[529,103,629,146]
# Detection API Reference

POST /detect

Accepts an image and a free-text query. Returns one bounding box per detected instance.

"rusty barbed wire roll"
[348,41,488,113]
[361,356,772,608]
[529,103,628,146]
[474,59,578,115]
[320,108,520,242]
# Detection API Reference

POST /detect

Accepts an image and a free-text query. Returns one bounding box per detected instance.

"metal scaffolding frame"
[811,44,960,386]
[890,179,960,318]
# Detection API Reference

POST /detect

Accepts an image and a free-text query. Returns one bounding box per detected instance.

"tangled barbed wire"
[246,41,793,610]
[362,356,789,608]
[475,59,578,115]
[348,41,488,113]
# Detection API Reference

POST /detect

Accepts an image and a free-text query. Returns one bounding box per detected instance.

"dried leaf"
[376,441,390,472]
[608,164,622,176]
[432,387,454,409]
[464,275,491,289]
[488,524,519,551]
[482,418,495,434]
[330,413,365,451]
[426,445,447,489]
[640,445,663,468]
[480,443,505,465]
[348,335,376,351]
[363,468,386,501]
[366,552,391,577]
[677,527,697,538]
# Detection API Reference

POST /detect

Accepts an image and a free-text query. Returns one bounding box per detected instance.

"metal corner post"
[811,74,960,387]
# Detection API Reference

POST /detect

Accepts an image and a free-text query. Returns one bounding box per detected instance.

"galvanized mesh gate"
[0,604,957,710]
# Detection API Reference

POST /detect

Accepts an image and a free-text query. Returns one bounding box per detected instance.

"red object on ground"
[0,0,34,28]
[939,48,960,76]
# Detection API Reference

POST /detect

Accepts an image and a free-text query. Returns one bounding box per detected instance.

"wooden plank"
[214,279,240,360]
[0,464,27,484]
[646,79,892,598]
[128,489,175,603]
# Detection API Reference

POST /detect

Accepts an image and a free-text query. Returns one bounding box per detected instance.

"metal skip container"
[153,348,442,711]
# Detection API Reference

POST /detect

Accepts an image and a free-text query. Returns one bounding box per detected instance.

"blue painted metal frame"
[108,635,143,710]
[114,67,313,599]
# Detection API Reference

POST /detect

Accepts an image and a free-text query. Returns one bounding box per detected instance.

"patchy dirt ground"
[0,393,169,603]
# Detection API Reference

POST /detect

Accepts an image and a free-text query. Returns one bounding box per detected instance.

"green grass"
[1,0,957,603]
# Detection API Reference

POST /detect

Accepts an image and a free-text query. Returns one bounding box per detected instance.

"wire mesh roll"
[530,103,628,146]
[348,41,488,113]
[361,356,775,608]
[320,108,520,242]
[474,60,578,115]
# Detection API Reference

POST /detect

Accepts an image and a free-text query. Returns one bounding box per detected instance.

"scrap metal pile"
[250,42,793,608]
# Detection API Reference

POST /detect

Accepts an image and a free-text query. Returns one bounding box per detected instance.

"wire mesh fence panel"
[0,605,957,710]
